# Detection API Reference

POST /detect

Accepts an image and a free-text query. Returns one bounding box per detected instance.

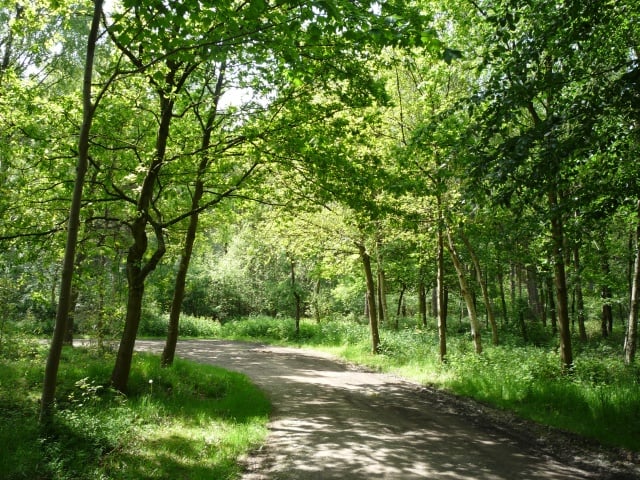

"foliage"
[139,308,222,338]
[0,340,269,479]
[1,0,640,461]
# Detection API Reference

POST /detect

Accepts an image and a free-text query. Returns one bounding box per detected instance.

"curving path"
[134,339,633,480]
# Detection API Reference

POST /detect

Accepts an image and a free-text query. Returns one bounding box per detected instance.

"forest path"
[134,339,631,480]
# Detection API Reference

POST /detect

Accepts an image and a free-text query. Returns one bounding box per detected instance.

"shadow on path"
[134,339,621,480]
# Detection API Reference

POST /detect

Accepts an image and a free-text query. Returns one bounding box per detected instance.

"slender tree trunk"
[161,61,226,367]
[526,265,543,320]
[396,286,403,317]
[461,232,498,345]
[510,261,517,321]
[40,0,103,423]
[396,282,406,329]
[431,287,438,317]
[313,278,321,323]
[375,236,388,325]
[540,272,556,333]
[161,207,198,366]
[625,199,640,364]
[600,251,613,338]
[549,190,573,371]
[630,230,635,298]
[418,278,427,327]
[358,243,380,354]
[436,198,447,362]
[573,245,587,341]
[546,274,557,334]
[446,228,482,354]
[377,270,387,324]
[497,265,507,326]
[290,260,301,336]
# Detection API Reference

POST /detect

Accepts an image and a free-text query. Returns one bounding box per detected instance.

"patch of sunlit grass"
[223,314,640,452]
[0,341,270,480]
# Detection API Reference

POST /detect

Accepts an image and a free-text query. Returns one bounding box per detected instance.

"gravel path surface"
[134,339,640,480]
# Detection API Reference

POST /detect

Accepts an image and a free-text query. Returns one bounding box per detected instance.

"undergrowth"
[0,336,269,479]
[215,314,640,452]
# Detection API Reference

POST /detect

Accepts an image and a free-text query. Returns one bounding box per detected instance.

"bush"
[138,310,222,338]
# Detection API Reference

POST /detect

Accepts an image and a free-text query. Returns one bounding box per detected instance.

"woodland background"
[1,0,640,464]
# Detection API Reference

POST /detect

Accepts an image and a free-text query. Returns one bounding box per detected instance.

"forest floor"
[134,339,640,480]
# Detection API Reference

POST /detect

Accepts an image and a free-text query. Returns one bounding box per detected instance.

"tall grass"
[0,338,269,479]
[217,315,640,452]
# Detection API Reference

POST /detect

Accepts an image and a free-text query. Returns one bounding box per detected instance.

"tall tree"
[445,226,482,354]
[462,0,640,369]
[102,0,434,389]
[460,229,498,345]
[625,200,640,364]
[161,59,228,367]
[40,0,104,422]
[358,239,381,354]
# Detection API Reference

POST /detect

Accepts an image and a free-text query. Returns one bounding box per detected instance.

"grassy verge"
[213,315,640,453]
[0,335,269,480]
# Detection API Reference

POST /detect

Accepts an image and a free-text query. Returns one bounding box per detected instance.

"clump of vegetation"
[0,338,269,479]
[219,315,640,452]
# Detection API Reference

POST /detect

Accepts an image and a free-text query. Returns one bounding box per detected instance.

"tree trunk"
[600,251,613,338]
[461,232,498,346]
[446,228,482,354]
[431,287,438,317]
[313,278,321,323]
[162,61,226,367]
[396,282,406,329]
[436,198,447,362]
[40,0,103,424]
[526,265,543,320]
[573,245,587,341]
[161,206,198,366]
[377,270,388,324]
[540,277,548,327]
[290,260,301,336]
[358,243,380,354]
[418,278,427,327]
[510,261,517,321]
[497,265,507,326]
[112,221,166,392]
[546,274,557,334]
[548,190,573,371]
[111,91,174,392]
[625,199,640,364]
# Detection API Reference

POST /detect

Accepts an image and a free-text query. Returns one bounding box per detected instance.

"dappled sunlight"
[135,340,596,479]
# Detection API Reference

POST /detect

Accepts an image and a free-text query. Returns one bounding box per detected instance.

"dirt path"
[134,339,638,480]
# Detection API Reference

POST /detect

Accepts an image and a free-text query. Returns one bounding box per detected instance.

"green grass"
[214,314,640,452]
[0,336,270,480]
